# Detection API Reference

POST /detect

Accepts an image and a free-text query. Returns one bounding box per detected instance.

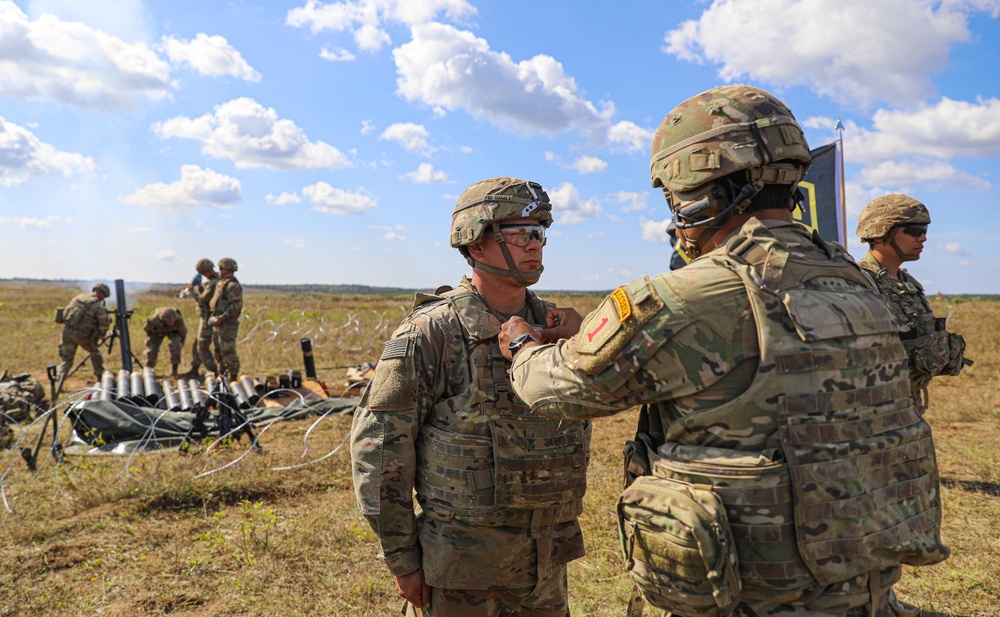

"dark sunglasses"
[900,224,928,237]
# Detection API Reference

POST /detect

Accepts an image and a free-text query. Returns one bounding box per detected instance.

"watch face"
[508,332,536,354]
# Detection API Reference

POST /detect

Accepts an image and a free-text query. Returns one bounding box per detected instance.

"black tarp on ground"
[63,397,359,455]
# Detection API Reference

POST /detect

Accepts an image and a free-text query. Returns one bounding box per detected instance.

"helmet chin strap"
[888,229,920,262]
[465,222,543,285]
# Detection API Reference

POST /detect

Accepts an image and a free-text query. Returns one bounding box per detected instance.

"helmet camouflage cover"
[650,84,812,195]
[196,258,214,274]
[451,177,553,249]
[218,257,238,272]
[856,194,931,242]
[161,307,180,323]
[92,283,110,297]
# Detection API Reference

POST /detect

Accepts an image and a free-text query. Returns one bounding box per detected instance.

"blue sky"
[1,0,998,293]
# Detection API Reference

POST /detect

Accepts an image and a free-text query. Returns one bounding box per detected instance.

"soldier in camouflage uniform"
[208,257,242,380]
[183,258,220,377]
[351,177,591,617]
[856,194,968,414]
[501,86,948,617]
[56,283,111,380]
[143,307,187,378]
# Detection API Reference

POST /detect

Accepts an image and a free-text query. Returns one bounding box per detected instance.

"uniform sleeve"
[512,272,751,421]
[350,312,446,577]
[217,282,243,323]
[177,316,188,339]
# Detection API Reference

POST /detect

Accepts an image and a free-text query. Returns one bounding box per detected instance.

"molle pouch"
[617,475,741,617]
[910,330,950,377]
[944,332,967,375]
[54,308,65,324]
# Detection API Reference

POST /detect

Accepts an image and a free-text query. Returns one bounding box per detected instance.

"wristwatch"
[507,332,539,357]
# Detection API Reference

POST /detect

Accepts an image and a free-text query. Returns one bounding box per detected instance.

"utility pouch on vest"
[54,308,65,324]
[490,418,590,508]
[617,475,741,617]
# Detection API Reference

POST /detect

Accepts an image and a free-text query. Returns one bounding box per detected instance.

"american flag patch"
[380,337,410,360]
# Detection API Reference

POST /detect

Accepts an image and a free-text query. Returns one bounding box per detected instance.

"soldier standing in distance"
[856,194,969,414]
[350,177,590,617]
[56,283,111,381]
[143,306,187,378]
[183,258,220,378]
[208,257,242,380]
[500,86,948,617]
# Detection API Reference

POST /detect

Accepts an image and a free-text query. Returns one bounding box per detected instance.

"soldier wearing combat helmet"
[857,194,969,414]
[208,257,242,380]
[143,306,187,378]
[501,86,947,616]
[55,283,112,381]
[182,258,220,378]
[351,177,590,616]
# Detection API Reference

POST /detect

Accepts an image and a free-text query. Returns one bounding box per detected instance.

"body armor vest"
[414,284,590,528]
[63,294,104,333]
[647,223,948,611]
[858,255,943,406]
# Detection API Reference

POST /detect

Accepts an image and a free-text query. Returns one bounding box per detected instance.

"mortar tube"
[301,338,317,379]
[142,367,162,407]
[162,380,180,411]
[116,369,131,401]
[177,378,193,411]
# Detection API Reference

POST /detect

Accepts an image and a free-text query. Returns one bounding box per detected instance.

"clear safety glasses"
[498,223,546,247]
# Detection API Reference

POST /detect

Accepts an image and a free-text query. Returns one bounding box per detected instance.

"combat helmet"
[857,194,931,242]
[161,307,181,323]
[451,177,552,284]
[195,258,214,275]
[650,84,812,257]
[92,283,110,297]
[218,257,238,272]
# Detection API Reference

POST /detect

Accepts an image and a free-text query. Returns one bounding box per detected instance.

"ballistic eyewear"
[900,224,928,237]
[498,223,546,247]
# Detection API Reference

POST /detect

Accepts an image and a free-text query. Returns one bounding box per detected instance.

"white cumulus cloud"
[383,231,406,240]
[302,181,377,214]
[121,165,242,208]
[858,160,991,191]
[608,121,655,154]
[663,0,998,108]
[280,237,306,250]
[163,33,261,82]
[0,116,96,186]
[153,98,351,170]
[266,191,302,205]
[393,23,614,141]
[0,1,173,109]
[401,162,448,183]
[640,217,672,243]
[570,156,608,175]
[320,46,356,61]
[0,215,60,228]
[287,0,476,53]
[613,190,650,213]
[155,249,176,262]
[547,182,611,226]
[379,122,431,152]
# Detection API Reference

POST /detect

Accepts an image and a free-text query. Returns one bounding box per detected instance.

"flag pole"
[835,118,847,249]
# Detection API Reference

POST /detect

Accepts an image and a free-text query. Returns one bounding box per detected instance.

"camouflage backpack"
[1,375,47,424]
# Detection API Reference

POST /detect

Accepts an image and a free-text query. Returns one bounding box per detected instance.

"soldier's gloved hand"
[944,332,967,375]
[538,307,584,343]
[394,568,431,609]
[499,317,542,362]
[207,316,221,327]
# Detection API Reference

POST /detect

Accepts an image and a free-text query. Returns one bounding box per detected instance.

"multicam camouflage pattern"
[649,85,812,195]
[188,274,220,373]
[218,257,238,272]
[511,219,949,615]
[858,252,967,414]
[210,275,242,379]
[57,292,111,378]
[450,177,553,249]
[195,258,214,275]
[144,306,188,368]
[92,282,110,297]
[856,194,931,242]
[1,376,47,424]
[350,277,587,591]
[403,565,569,617]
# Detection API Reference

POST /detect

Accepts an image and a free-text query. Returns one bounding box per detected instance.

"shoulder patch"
[574,276,666,374]
[380,337,410,360]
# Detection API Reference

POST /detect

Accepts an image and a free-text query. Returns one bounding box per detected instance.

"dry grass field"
[0,280,997,616]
